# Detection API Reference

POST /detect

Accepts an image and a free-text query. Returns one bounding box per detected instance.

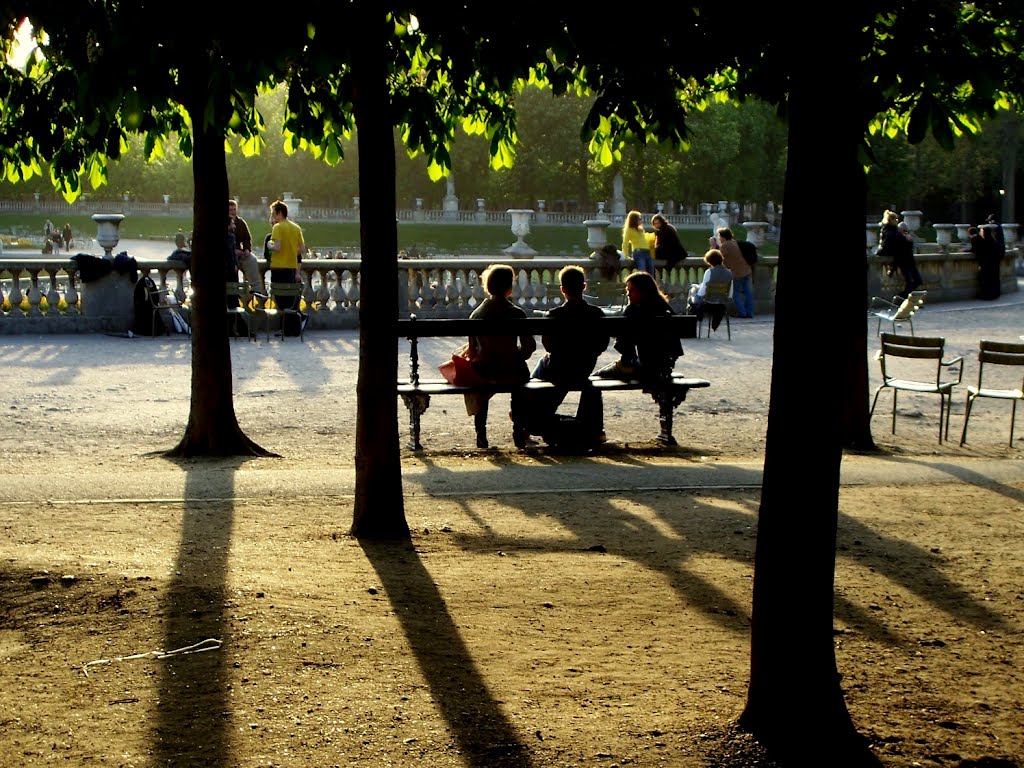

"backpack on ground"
[159,306,190,335]
[738,239,759,265]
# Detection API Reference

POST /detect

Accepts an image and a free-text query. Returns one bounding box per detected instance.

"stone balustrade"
[0,245,1018,334]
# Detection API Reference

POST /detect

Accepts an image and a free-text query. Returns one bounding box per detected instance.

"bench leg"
[654,386,694,446]
[657,396,677,445]
[400,392,430,450]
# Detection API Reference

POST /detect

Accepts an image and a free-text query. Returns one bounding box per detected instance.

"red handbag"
[439,344,487,387]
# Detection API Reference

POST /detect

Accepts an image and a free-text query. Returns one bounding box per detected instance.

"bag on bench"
[439,344,487,387]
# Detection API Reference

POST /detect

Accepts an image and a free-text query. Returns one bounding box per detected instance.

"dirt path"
[1,290,1023,766]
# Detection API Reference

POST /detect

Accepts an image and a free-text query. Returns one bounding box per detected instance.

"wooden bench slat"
[398,375,712,395]
[398,314,698,339]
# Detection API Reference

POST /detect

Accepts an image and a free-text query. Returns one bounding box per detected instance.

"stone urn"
[503,209,538,258]
[91,213,125,258]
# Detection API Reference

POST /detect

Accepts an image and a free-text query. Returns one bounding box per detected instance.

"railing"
[0,246,1018,334]
[3,199,727,231]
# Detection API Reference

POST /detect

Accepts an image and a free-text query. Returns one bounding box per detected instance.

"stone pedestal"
[442,175,459,220]
[611,173,626,217]
[81,272,134,331]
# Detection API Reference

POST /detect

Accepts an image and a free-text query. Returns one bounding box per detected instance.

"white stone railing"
[1,246,1018,334]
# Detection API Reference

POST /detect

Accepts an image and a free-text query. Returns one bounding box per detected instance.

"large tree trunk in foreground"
[739,19,879,766]
[348,8,409,539]
[167,110,273,458]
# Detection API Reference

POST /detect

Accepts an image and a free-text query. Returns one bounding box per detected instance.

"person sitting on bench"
[464,264,537,449]
[528,265,609,448]
[598,271,683,387]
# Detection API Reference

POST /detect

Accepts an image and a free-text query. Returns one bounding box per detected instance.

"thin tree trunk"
[739,17,878,765]
[166,111,273,458]
[349,7,409,539]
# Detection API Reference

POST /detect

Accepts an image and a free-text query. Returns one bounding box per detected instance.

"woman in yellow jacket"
[621,210,654,275]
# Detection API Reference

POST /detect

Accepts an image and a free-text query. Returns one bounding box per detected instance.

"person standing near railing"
[650,213,686,271]
[717,226,754,318]
[621,210,653,275]
[266,199,307,335]
[229,198,264,293]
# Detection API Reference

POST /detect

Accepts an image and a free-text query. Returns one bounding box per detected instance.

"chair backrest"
[268,282,304,310]
[584,281,627,309]
[703,280,731,304]
[880,332,944,359]
[977,340,1024,387]
[979,339,1024,364]
[879,332,949,386]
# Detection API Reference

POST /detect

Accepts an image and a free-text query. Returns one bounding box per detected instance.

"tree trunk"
[348,8,409,539]
[166,110,273,458]
[1001,111,1018,225]
[739,23,879,766]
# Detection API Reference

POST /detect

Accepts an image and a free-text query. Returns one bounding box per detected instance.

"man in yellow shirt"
[266,199,307,335]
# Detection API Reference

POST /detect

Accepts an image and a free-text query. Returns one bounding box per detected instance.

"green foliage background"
[4,86,1014,223]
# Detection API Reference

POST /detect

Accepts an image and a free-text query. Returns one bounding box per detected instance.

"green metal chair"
[959,340,1024,447]
[870,332,963,443]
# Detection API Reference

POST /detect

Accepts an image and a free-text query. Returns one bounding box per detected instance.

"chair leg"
[869,386,883,420]
[1010,400,1018,448]
[891,390,898,435]
[724,313,731,340]
[944,393,953,442]
[959,394,974,446]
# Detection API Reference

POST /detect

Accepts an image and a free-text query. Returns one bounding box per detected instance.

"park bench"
[397,314,711,450]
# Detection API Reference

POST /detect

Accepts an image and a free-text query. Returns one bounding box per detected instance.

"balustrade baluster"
[314,268,331,313]
[7,269,24,319]
[45,268,61,315]
[64,269,79,315]
[24,269,43,316]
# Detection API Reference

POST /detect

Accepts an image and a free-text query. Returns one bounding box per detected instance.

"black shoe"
[513,427,537,449]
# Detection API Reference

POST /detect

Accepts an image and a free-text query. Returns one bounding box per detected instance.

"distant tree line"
[3,86,1018,224]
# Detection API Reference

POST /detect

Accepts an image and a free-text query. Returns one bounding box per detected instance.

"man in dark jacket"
[972,223,1002,300]
[529,265,610,446]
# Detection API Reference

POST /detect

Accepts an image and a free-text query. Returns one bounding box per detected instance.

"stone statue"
[611,172,626,216]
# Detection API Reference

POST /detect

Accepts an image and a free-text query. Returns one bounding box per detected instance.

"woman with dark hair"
[876,210,921,298]
[464,264,537,448]
[598,271,682,385]
[651,213,686,270]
